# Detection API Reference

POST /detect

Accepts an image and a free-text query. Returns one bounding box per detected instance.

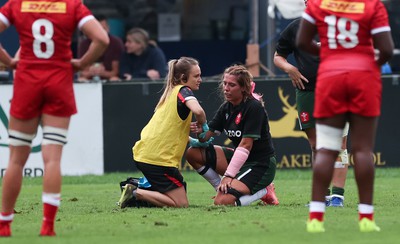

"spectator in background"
[114,28,167,81]
[77,15,124,82]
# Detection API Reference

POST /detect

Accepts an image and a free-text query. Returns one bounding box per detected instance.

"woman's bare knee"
[186,147,205,169]
[214,194,236,206]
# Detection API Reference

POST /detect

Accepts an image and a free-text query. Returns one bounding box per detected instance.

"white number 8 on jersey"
[32,19,54,59]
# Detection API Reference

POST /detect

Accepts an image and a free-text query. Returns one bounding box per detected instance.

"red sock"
[43,203,58,223]
[0,212,13,237]
[359,213,374,221]
[40,203,58,236]
[0,223,11,237]
[309,212,324,221]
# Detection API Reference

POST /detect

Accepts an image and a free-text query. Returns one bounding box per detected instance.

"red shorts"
[314,70,381,118]
[10,62,77,119]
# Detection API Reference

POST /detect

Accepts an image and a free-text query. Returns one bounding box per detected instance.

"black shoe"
[119,177,139,192]
[117,184,137,209]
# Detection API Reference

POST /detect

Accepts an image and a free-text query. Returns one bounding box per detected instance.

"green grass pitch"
[1,168,399,244]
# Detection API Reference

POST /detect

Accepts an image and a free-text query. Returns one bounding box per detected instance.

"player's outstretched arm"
[274,51,308,90]
[186,99,207,125]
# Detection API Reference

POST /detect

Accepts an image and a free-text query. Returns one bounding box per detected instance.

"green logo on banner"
[0,105,41,153]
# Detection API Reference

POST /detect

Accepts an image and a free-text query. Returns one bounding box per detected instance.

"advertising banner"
[102,77,400,172]
[0,83,104,177]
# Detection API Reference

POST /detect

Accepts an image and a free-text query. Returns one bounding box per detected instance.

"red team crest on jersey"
[235,112,242,125]
[300,111,310,123]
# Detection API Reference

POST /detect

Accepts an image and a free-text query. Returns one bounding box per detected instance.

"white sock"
[0,213,14,221]
[197,166,221,190]
[42,192,61,207]
[238,188,267,206]
[358,204,374,214]
[309,201,326,213]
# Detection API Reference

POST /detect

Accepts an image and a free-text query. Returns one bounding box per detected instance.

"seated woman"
[186,65,279,206]
[115,28,167,81]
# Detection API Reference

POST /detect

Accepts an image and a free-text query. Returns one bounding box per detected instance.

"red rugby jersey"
[302,0,390,72]
[0,0,93,63]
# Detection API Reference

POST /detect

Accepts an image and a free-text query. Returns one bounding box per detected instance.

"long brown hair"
[155,57,199,111]
[220,64,264,106]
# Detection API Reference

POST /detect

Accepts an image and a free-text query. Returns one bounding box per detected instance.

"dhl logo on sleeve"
[21,1,67,13]
[320,0,365,14]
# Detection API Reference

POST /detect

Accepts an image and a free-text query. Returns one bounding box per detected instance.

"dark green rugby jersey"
[275,18,319,91]
[209,98,275,162]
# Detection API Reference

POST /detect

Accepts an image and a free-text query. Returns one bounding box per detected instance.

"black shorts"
[237,158,276,194]
[205,145,276,194]
[135,161,186,193]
